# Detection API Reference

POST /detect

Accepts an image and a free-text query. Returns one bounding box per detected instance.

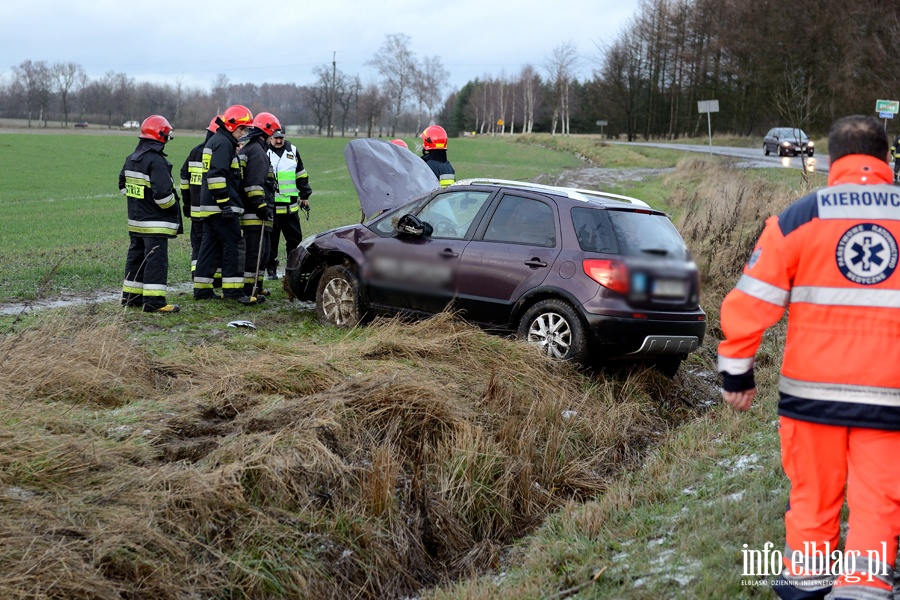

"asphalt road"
[611,141,830,175]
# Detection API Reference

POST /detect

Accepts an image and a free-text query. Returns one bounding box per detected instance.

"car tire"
[808,150,815,157]
[777,146,784,157]
[653,356,683,378]
[517,299,588,363]
[764,143,770,156]
[316,264,363,327]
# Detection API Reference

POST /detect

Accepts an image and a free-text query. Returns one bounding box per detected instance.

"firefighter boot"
[144,304,181,313]
[266,260,279,281]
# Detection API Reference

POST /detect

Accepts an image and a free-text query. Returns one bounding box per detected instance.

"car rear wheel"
[316,265,363,327]
[763,143,770,156]
[653,356,684,378]
[517,299,588,363]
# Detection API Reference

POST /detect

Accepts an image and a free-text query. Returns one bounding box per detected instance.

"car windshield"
[779,128,808,140]
[572,207,686,259]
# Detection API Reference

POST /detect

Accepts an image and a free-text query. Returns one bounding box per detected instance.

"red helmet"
[421,125,448,150]
[207,115,220,133]
[221,104,253,132]
[390,138,409,150]
[139,115,173,143]
[252,112,281,137]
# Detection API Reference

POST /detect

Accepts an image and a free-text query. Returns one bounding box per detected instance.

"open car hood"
[344,138,441,220]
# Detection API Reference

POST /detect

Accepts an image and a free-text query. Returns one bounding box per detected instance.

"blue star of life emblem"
[836,223,898,285]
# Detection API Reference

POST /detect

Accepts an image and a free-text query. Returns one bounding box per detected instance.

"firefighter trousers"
[122,234,170,310]
[194,214,245,300]
[775,416,900,600]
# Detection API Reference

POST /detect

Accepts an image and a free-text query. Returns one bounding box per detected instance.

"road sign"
[697,100,719,114]
[880,112,895,119]
[876,99,899,114]
[596,120,608,126]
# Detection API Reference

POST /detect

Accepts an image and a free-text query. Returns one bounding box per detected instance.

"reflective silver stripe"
[194,276,214,285]
[208,176,227,186]
[143,284,167,292]
[155,192,175,207]
[188,160,203,170]
[124,169,150,183]
[735,274,790,307]
[718,355,754,375]
[842,553,893,587]
[297,169,307,178]
[127,219,179,230]
[817,184,900,220]
[780,375,900,407]
[791,286,900,308]
[122,279,142,289]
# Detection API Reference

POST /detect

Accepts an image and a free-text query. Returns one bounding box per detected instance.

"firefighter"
[180,116,222,289]
[420,125,455,188]
[239,112,279,296]
[719,115,900,600]
[118,115,182,312]
[192,104,260,304]
[390,138,409,150]
[890,132,900,182]
[265,128,312,280]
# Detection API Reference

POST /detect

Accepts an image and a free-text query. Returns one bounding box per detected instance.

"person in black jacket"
[192,104,260,304]
[180,116,222,287]
[238,112,280,298]
[891,133,900,182]
[118,115,182,313]
[420,125,455,188]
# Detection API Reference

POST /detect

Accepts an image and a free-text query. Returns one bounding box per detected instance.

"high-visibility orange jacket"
[718,154,900,429]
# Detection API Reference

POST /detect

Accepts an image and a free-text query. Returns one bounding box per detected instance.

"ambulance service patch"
[835,223,898,285]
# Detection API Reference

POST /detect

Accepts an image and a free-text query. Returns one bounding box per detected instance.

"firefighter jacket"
[180,130,215,218]
[718,154,900,430]
[422,150,456,188]
[891,135,900,160]
[118,139,181,237]
[198,126,243,218]
[238,135,276,229]
[268,141,312,214]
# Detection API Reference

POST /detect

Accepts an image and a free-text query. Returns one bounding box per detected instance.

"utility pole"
[329,51,336,139]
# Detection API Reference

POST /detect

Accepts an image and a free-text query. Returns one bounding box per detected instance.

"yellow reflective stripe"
[201,149,212,171]
[122,284,143,294]
[156,192,176,210]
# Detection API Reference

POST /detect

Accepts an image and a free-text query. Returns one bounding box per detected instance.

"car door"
[361,189,493,315]
[455,192,561,326]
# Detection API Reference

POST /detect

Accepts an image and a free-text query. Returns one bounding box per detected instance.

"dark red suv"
[286,140,706,374]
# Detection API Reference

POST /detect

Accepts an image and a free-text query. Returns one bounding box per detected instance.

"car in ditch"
[285,139,706,374]
[763,127,814,157]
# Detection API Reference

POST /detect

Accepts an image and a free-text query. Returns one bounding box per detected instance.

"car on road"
[123,120,140,129]
[74,121,89,128]
[286,139,706,374]
[764,127,814,157]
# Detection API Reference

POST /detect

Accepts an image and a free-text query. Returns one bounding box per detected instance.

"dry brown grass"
[0,308,694,599]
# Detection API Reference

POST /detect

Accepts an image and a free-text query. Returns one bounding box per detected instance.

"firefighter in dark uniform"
[180,115,222,288]
[265,129,313,280]
[238,112,280,297]
[118,115,182,312]
[420,125,455,188]
[192,104,261,304]
[890,133,900,182]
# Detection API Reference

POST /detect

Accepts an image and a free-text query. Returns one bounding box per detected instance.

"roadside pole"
[698,100,719,155]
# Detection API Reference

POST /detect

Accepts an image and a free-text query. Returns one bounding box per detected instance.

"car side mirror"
[395,214,433,238]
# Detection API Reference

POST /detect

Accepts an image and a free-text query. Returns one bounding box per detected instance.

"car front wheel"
[517,299,588,363]
[764,143,770,156]
[808,150,815,157]
[316,264,363,327]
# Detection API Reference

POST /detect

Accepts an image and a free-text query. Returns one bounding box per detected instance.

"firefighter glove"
[221,205,236,219]
[182,199,191,218]
[256,204,271,221]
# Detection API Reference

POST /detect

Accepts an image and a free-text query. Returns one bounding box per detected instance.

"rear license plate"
[653,279,688,297]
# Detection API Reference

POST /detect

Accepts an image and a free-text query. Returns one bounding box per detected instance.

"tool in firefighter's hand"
[301,204,310,220]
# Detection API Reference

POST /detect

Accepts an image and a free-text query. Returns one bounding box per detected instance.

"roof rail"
[452,178,650,207]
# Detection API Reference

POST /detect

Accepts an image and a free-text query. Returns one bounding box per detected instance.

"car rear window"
[572,207,687,259]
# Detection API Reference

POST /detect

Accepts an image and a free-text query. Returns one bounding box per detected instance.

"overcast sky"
[3,0,640,94]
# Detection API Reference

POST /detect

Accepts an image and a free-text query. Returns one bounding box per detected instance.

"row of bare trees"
[7,2,900,141]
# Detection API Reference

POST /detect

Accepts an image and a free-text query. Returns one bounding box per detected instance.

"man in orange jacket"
[719,115,900,600]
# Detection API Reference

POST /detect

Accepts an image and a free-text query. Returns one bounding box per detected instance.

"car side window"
[571,207,618,253]
[417,191,491,239]
[483,195,556,247]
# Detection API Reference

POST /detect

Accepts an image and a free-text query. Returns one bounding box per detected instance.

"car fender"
[509,285,587,329]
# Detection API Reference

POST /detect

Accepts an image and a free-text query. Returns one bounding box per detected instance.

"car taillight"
[583,259,629,294]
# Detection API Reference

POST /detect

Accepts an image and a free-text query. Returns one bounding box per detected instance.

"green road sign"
[876,99,899,114]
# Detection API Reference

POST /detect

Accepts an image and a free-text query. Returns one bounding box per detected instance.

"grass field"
[0,131,827,598]
[0,133,583,303]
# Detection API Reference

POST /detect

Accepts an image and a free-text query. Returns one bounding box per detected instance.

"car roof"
[453,178,653,209]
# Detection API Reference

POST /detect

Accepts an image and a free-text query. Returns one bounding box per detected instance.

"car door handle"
[524,258,548,268]
[439,248,459,258]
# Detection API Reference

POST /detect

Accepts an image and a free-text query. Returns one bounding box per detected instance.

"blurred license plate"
[653,279,688,297]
